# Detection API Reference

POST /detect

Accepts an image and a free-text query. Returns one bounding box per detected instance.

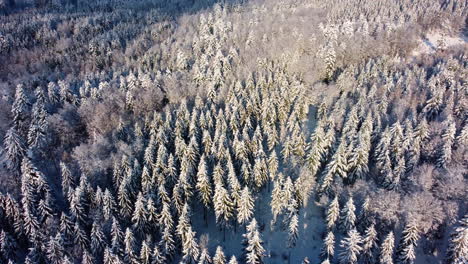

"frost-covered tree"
[339,229,362,264]
[445,215,467,264]
[182,226,200,264]
[326,196,340,230]
[288,213,299,248]
[380,232,395,264]
[340,196,356,232]
[362,224,378,264]
[321,231,335,259]
[228,256,239,264]
[213,246,226,264]
[140,239,152,264]
[397,220,420,264]
[437,121,456,168]
[243,218,265,264]
[132,192,147,234]
[2,126,25,176]
[91,220,106,254]
[213,184,234,229]
[196,155,212,211]
[237,186,255,225]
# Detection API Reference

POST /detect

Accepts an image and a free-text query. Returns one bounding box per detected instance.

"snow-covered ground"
[411,31,467,57]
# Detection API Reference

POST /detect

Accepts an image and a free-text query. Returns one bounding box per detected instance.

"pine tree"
[213,184,234,228]
[362,224,378,264]
[321,231,335,259]
[340,196,356,232]
[132,192,147,234]
[82,250,95,264]
[320,142,348,193]
[397,220,420,264]
[437,121,456,168]
[177,203,192,243]
[182,226,200,263]
[380,232,395,264]
[237,186,255,225]
[46,233,64,264]
[213,246,227,264]
[326,196,340,230]
[152,244,166,264]
[27,87,48,149]
[288,213,299,248]
[339,229,362,264]
[111,217,123,252]
[124,228,138,264]
[445,215,467,264]
[140,239,152,264]
[243,218,266,264]
[11,83,29,130]
[228,256,239,264]
[160,225,176,259]
[271,177,284,223]
[74,221,89,250]
[196,155,212,210]
[91,220,106,254]
[2,126,25,176]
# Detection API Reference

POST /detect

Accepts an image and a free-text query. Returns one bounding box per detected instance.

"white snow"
[411,32,467,57]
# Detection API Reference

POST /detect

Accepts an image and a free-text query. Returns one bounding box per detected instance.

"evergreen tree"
[339,229,362,264]
[196,155,212,210]
[362,224,378,264]
[213,184,234,229]
[340,196,356,232]
[2,126,26,176]
[288,213,299,248]
[243,218,265,264]
[228,256,239,264]
[213,246,226,264]
[124,228,138,264]
[140,239,152,264]
[182,226,200,264]
[321,231,335,259]
[326,196,340,230]
[91,220,106,254]
[445,215,467,264]
[397,220,420,264]
[237,186,255,225]
[132,192,147,234]
[152,244,166,264]
[380,232,395,264]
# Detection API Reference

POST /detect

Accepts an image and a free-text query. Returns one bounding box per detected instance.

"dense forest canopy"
[0,0,467,263]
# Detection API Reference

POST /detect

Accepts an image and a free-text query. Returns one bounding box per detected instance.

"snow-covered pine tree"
[177,203,192,244]
[196,155,212,211]
[237,186,255,226]
[213,246,227,264]
[102,188,115,221]
[397,220,420,264]
[152,244,166,264]
[243,218,266,264]
[437,121,456,168]
[339,229,362,264]
[182,226,200,263]
[320,141,348,193]
[2,126,26,176]
[132,192,147,235]
[362,224,378,264]
[326,196,340,230]
[11,83,29,131]
[271,176,284,224]
[288,213,299,248]
[111,217,123,252]
[321,231,335,260]
[445,215,467,264]
[91,220,106,254]
[340,196,356,232]
[380,231,395,264]
[213,183,234,229]
[140,238,152,264]
[160,224,176,259]
[124,228,138,264]
[228,256,239,264]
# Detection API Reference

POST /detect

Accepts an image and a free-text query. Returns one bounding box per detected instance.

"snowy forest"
[0,0,467,263]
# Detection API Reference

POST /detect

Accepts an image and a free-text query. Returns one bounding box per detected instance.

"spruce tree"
[321,231,335,259]
[380,231,395,264]
[182,226,200,264]
[237,186,255,226]
[213,246,227,264]
[243,218,266,264]
[445,215,467,264]
[362,224,378,264]
[340,196,356,232]
[326,196,340,230]
[339,229,362,264]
